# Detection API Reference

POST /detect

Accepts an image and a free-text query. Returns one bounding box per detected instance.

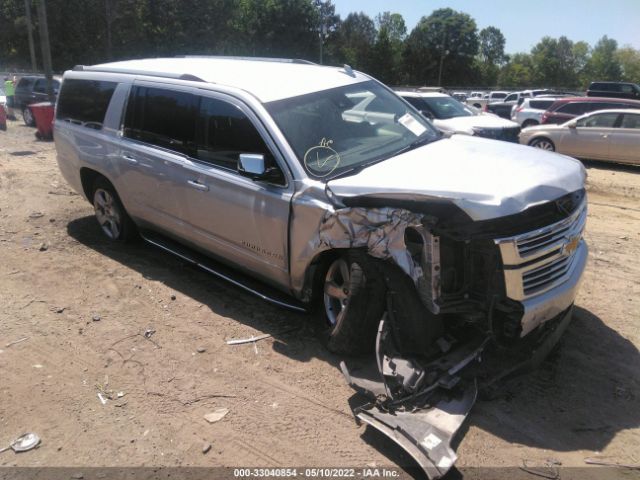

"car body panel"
[327,134,585,222]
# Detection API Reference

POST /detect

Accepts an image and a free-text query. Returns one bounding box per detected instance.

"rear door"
[175,92,293,289]
[560,112,620,159]
[608,113,640,164]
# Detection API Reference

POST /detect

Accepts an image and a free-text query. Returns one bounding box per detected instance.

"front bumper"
[519,240,587,336]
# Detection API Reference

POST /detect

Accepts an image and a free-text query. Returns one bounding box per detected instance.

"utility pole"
[36,0,54,101]
[24,0,37,72]
[437,32,449,87]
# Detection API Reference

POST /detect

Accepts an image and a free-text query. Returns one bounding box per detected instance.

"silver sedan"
[519,109,640,165]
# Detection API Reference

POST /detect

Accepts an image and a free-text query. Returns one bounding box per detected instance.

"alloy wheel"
[323,258,352,328]
[93,188,122,240]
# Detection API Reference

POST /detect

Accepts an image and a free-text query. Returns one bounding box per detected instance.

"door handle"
[122,154,138,164]
[187,180,209,191]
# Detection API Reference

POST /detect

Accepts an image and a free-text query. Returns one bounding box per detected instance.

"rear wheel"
[92,178,137,242]
[530,137,555,151]
[316,251,387,354]
[23,107,35,127]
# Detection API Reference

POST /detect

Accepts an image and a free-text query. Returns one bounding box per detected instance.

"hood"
[434,114,519,134]
[327,134,586,222]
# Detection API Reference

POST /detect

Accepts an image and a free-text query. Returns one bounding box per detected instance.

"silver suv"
[512,97,562,128]
[55,57,588,357]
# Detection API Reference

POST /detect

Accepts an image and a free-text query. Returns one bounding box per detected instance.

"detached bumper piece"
[354,383,477,479]
[341,318,488,479]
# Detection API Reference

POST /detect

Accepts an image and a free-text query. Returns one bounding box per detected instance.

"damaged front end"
[311,189,587,479]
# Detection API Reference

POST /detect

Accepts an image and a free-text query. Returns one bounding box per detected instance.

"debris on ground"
[5,337,29,348]
[520,459,561,479]
[196,347,206,353]
[202,442,212,454]
[144,327,156,339]
[38,243,48,251]
[92,315,101,322]
[226,333,271,345]
[584,457,640,469]
[0,433,41,454]
[28,212,44,219]
[204,408,229,423]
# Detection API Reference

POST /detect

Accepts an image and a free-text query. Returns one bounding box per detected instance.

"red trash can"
[0,105,6,131]
[29,102,55,140]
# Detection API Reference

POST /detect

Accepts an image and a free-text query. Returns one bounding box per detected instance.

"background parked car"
[466,90,508,109]
[587,81,640,100]
[512,97,561,127]
[540,97,640,124]
[398,91,521,142]
[520,108,640,165]
[14,75,61,126]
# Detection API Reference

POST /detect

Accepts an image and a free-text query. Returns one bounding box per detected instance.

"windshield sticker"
[398,113,427,137]
[303,138,341,177]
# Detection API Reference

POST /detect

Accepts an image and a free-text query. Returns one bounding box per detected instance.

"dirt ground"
[0,121,639,477]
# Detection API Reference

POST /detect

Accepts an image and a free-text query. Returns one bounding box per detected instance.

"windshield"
[264,81,439,179]
[423,96,473,119]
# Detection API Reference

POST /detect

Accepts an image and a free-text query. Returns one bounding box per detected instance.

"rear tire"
[91,178,137,243]
[315,250,387,355]
[529,137,555,151]
[23,107,35,127]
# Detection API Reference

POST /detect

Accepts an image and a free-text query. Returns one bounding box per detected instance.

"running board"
[139,231,307,313]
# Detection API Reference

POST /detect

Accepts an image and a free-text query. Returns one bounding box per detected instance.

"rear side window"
[196,97,274,171]
[557,103,588,115]
[621,114,640,129]
[16,77,35,92]
[530,100,554,110]
[56,79,117,129]
[124,86,198,156]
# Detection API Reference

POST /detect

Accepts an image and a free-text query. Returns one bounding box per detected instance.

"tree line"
[1,0,638,89]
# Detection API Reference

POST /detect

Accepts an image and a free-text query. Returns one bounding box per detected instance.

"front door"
[560,112,619,159]
[175,93,292,290]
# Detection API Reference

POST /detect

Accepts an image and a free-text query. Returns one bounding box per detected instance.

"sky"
[333,0,640,53]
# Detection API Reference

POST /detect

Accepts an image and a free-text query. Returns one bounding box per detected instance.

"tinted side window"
[33,79,47,93]
[621,114,640,128]
[124,86,198,156]
[56,79,118,129]
[16,77,35,92]
[530,100,554,109]
[557,103,587,115]
[196,97,278,175]
[504,93,518,102]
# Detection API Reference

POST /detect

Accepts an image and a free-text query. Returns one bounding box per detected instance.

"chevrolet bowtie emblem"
[562,235,580,257]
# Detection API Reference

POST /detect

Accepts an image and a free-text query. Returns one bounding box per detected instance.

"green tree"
[616,46,640,83]
[498,52,534,88]
[585,35,622,83]
[404,8,479,86]
[329,12,376,70]
[367,12,406,83]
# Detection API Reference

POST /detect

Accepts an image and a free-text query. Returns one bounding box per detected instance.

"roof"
[550,96,640,104]
[78,57,370,103]
[581,108,640,115]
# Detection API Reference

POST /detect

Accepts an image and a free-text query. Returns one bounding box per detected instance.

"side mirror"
[238,153,284,183]
[238,153,267,178]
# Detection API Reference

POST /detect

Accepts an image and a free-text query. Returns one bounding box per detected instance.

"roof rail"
[178,55,316,65]
[71,65,205,82]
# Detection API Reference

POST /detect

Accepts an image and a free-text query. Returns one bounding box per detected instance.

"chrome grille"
[495,199,587,301]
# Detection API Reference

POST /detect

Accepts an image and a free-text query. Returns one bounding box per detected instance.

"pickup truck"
[466,90,508,109]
